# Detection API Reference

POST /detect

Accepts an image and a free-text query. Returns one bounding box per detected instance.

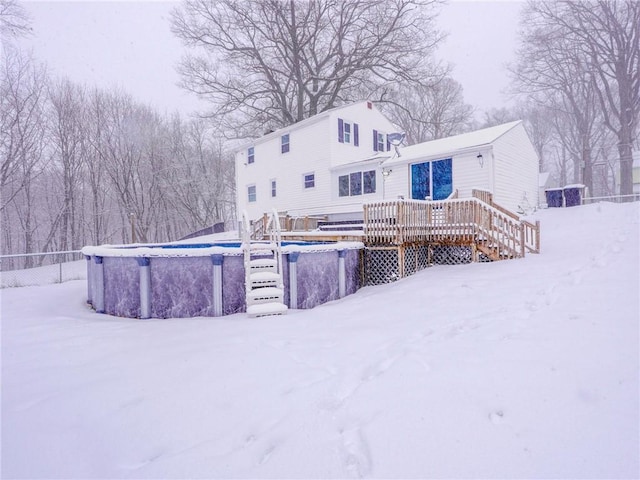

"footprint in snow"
[489,410,505,425]
[340,426,371,478]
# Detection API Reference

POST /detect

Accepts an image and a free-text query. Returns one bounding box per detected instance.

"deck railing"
[250,212,327,240]
[363,198,541,258]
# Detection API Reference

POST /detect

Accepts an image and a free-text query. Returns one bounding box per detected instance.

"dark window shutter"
[387,137,391,151]
[373,129,378,151]
[354,123,359,146]
[338,118,344,143]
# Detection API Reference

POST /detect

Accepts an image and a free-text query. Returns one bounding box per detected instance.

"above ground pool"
[81,240,363,319]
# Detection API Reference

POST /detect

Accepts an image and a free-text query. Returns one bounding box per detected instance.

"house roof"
[385,120,523,165]
[235,100,380,151]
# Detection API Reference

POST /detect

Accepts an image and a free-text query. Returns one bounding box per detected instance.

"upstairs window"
[338,118,359,146]
[373,130,387,152]
[271,179,277,197]
[304,173,315,189]
[247,185,256,203]
[344,122,351,143]
[247,146,255,164]
[281,134,290,153]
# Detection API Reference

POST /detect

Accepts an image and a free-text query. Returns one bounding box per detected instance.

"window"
[270,179,277,197]
[410,158,452,200]
[247,146,255,164]
[363,170,376,194]
[304,173,315,189]
[373,129,387,152]
[339,175,350,197]
[338,170,376,196]
[350,172,362,195]
[247,185,256,203]
[281,134,290,153]
[344,122,351,143]
[338,118,359,146]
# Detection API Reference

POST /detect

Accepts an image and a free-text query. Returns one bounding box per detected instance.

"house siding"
[236,101,397,221]
[492,124,539,212]
[236,119,331,220]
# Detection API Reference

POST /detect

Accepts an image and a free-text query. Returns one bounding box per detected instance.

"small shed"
[545,188,564,208]
[563,184,586,207]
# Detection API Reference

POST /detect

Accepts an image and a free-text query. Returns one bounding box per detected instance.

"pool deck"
[279,231,364,243]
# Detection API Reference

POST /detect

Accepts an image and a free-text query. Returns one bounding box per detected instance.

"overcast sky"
[19,0,524,119]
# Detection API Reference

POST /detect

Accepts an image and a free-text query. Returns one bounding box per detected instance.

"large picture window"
[411,158,452,200]
[338,170,376,197]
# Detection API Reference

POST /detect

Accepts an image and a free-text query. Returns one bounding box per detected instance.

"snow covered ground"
[2,202,639,479]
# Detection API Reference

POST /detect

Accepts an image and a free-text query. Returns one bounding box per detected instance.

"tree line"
[1,46,235,262]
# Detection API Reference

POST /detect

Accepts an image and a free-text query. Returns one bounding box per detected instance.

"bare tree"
[165,115,235,234]
[517,0,639,197]
[172,0,445,136]
[383,77,474,143]
[47,78,90,250]
[0,48,47,260]
[0,0,32,39]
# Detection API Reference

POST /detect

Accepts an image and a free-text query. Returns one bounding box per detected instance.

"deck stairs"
[242,210,288,318]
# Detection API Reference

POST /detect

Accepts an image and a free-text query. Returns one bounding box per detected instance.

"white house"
[235,101,539,222]
[235,100,397,222]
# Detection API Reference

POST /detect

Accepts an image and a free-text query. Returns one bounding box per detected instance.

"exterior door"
[411,158,452,200]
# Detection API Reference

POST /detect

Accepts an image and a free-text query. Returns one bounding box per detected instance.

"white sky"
[19,0,523,118]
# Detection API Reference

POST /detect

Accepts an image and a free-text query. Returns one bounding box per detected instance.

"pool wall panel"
[103,257,140,318]
[296,251,339,309]
[345,249,361,295]
[150,257,213,318]
[221,255,245,315]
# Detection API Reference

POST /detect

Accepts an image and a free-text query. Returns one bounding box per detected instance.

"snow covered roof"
[385,120,522,165]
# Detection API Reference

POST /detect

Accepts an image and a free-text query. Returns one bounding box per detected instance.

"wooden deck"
[250,191,540,261]
[363,196,540,259]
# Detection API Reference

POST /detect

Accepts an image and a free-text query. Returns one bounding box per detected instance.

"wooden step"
[476,243,500,261]
[247,302,288,318]
[247,287,284,305]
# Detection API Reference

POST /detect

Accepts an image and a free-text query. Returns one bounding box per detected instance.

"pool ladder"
[242,210,288,318]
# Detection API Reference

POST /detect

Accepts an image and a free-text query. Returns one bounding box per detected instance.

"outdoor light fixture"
[382,168,392,177]
[477,153,484,167]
